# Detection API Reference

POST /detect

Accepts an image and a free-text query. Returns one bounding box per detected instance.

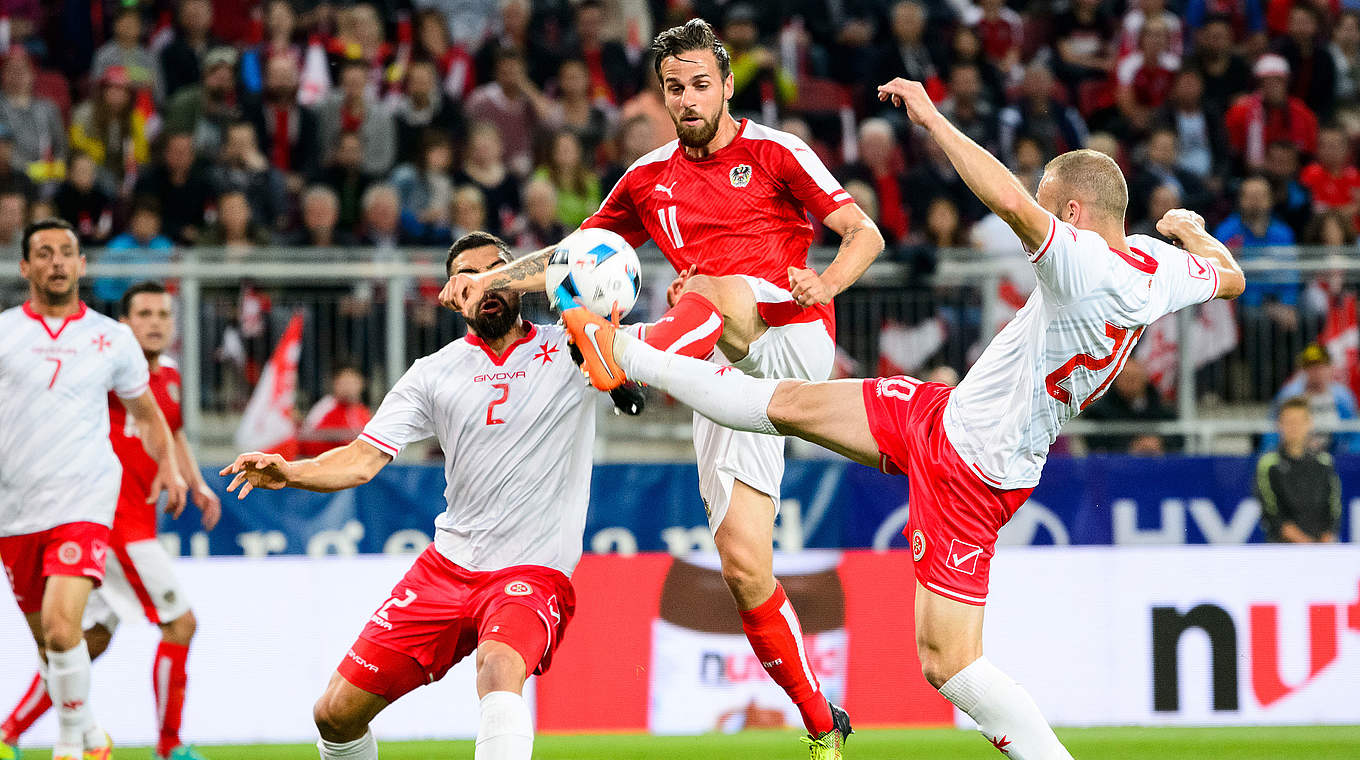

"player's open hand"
[788,267,834,306]
[149,465,189,519]
[667,264,697,307]
[220,452,292,500]
[192,482,222,531]
[1156,208,1206,242]
[439,273,486,319]
[876,78,939,127]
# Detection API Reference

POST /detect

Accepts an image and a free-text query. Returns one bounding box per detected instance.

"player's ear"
[724,72,734,100]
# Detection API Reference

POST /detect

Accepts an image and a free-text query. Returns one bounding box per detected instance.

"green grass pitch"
[18,726,1359,759]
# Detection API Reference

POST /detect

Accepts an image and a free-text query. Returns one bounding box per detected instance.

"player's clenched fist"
[788,266,834,306]
[876,78,939,126]
[220,452,293,499]
[1156,208,1206,241]
[149,467,189,518]
[438,272,486,319]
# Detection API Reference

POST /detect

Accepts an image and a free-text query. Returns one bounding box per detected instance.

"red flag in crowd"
[1321,292,1360,399]
[234,311,304,457]
[878,318,947,376]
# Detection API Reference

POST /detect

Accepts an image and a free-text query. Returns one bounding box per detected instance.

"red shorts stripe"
[111,540,163,624]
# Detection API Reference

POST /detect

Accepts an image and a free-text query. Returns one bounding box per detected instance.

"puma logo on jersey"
[474,371,527,383]
[653,181,677,198]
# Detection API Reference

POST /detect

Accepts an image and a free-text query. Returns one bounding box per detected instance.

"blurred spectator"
[1186,15,1253,116]
[298,365,373,458]
[0,52,67,180]
[92,5,163,104]
[1303,208,1357,248]
[825,4,880,90]
[1216,175,1298,306]
[1118,0,1184,58]
[1082,357,1180,454]
[392,58,466,169]
[392,132,455,242]
[1053,0,1117,91]
[315,59,397,178]
[1114,17,1181,137]
[1012,135,1046,194]
[416,7,479,101]
[135,132,214,245]
[24,197,51,225]
[1226,54,1319,172]
[96,198,174,303]
[200,189,268,253]
[546,59,614,161]
[449,184,488,241]
[165,46,243,157]
[286,185,356,247]
[310,131,373,234]
[1263,140,1313,234]
[998,63,1089,169]
[1276,3,1336,121]
[416,0,501,49]
[240,0,303,98]
[0,124,36,200]
[966,0,1024,76]
[897,196,961,279]
[160,0,221,99]
[942,25,1005,108]
[68,65,151,192]
[725,4,795,117]
[564,0,641,106]
[1184,0,1265,38]
[1129,183,1183,238]
[877,2,941,96]
[53,153,113,246]
[508,177,567,249]
[244,53,319,191]
[1299,126,1360,219]
[1333,12,1360,132]
[601,113,664,191]
[1128,129,1210,224]
[1084,131,1123,163]
[0,190,28,247]
[1256,396,1342,543]
[455,121,520,236]
[1154,68,1229,185]
[327,4,392,83]
[355,183,410,247]
[466,48,549,176]
[907,129,987,224]
[534,130,601,229]
[212,121,289,232]
[839,118,910,245]
[938,64,998,154]
[1264,345,1360,454]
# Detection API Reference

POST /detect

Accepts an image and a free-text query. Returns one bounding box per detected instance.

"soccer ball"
[545,227,643,318]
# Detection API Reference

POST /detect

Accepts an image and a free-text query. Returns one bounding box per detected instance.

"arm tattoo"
[483,248,549,290]
[838,224,863,251]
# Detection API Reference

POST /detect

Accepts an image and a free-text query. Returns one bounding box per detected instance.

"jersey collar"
[465,322,538,366]
[22,300,89,340]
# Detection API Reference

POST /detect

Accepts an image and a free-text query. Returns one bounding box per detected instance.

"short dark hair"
[1279,395,1312,418]
[1042,149,1129,222]
[130,195,162,217]
[651,18,731,82]
[120,280,169,317]
[446,231,513,276]
[21,217,77,261]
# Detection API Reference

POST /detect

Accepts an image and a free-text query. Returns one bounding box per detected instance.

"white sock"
[939,657,1073,760]
[317,729,378,760]
[45,640,98,751]
[475,691,534,760]
[614,330,780,434]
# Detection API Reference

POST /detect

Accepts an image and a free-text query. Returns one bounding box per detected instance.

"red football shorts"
[0,521,111,614]
[337,545,576,702]
[862,377,1033,606]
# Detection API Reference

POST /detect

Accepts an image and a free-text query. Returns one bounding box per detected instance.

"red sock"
[154,641,190,757]
[643,292,724,358]
[1,671,51,744]
[738,584,835,736]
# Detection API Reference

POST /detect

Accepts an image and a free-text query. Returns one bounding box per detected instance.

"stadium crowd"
[3,0,1360,412]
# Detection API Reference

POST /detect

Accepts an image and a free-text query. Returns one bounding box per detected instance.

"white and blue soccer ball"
[545,227,642,318]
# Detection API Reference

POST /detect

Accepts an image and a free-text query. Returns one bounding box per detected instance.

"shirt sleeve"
[1152,245,1220,314]
[111,323,151,399]
[1028,214,1106,304]
[358,363,434,457]
[777,134,854,221]
[581,171,650,247]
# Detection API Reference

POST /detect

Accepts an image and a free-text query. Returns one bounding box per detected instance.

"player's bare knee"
[313,691,367,742]
[41,612,83,652]
[719,554,768,601]
[163,610,197,645]
[476,643,527,695]
[680,273,720,301]
[764,380,811,429]
[917,639,979,690]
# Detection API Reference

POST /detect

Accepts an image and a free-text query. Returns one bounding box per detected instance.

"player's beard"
[673,105,721,148]
[467,291,521,341]
[36,273,78,307]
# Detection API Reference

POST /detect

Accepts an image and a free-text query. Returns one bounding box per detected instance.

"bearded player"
[562,78,1245,760]
[2,281,221,760]
[223,233,593,760]
[440,20,881,755]
[0,220,187,760]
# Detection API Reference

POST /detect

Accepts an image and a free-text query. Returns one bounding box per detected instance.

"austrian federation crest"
[729,163,752,188]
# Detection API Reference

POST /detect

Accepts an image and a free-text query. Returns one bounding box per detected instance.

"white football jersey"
[943,215,1220,488]
[0,302,150,536]
[359,323,595,576]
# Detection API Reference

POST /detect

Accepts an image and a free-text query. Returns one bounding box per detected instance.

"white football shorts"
[83,538,191,633]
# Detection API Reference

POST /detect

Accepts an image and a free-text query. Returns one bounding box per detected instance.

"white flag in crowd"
[299,36,331,106]
[878,318,947,376]
[1135,299,1239,397]
[234,312,304,454]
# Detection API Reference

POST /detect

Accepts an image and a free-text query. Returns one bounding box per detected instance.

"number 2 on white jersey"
[656,206,684,249]
[486,383,510,426]
[1045,323,1145,411]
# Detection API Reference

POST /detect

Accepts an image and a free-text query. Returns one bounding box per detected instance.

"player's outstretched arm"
[438,244,555,318]
[877,78,1051,251]
[219,438,393,499]
[123,391,189,517]
[1157,209,1246,299]
[174,430,221,530]
[789,204,884,306]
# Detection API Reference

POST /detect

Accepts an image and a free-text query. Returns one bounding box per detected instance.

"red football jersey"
[581,119,854,334]
[108,360,183,541]
[1299,163,1360,210]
